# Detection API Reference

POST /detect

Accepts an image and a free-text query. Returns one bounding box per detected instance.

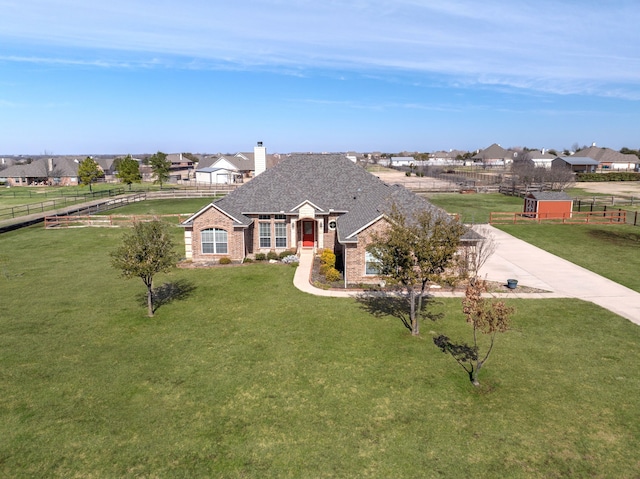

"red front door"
[302,220,314,247]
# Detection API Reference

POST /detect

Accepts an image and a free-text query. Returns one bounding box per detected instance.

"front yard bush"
[279,249,296,259]
[320,249,336,268]
[323,266,341,282]
[218,257,232,265]
[266,251,279,261]
[255,253,267,261]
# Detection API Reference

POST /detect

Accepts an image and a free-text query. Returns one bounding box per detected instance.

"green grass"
[1,225,639,477]
[498,224,640,293]
[427,193,524,224]
[96,198,215,216]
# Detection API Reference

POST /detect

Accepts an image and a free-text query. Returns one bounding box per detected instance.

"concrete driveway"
[475,225,640,325]
[293,226,640,325]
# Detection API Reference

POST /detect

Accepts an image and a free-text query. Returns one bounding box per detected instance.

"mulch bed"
[310,257,549,293]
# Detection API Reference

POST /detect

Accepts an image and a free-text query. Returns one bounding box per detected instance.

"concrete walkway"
[292,226,640,325]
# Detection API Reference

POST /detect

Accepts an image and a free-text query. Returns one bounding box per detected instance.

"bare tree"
[546,165,575,191]
[434,278,514,387]
[465,226,497,284]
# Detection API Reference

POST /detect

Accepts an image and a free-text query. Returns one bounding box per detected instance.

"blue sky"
[1,0,639,155]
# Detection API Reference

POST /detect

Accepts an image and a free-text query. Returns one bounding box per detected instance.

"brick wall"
[189,206,245,262]
[247,215,294,255]
[343,218,388,285]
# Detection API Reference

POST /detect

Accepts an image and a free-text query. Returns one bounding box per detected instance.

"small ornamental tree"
[434,279,515,387]
[115,155,142,190]
[110,220,179,317]
[369,204,466,336]
[149,151,171,188]
[77,157,104,192]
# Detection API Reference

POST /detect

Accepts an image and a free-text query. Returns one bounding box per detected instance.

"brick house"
[181,149,473,285]
[0,157,81,186]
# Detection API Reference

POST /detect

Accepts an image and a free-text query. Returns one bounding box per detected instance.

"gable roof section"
[181,202,247,227]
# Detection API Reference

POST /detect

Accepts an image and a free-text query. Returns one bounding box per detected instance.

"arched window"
[201,228,228,254]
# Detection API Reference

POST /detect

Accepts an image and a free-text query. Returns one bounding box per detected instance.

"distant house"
[166,153,195,181]
[194,167,241,185]
[524,191,573,219]
[180,152,479,286]
[0,157,81,186]
[520,150,557,169]
[574,146,639,171]
[552,157,600,173]
[472,144,516,166]
[430,150,466,165]
[388,156,416,168]
[194,144,275,183]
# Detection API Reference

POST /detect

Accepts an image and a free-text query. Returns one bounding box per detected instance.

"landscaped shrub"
[242,257,254,263]
[319,263,330,276]
[218,257,232,265]
[279,249,296,260]
[266,251,279,261]
[320,249,336,268]
[255,253,267,261]
[324,267,342,283]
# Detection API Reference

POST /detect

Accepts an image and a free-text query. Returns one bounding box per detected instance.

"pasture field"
[0,224,639,477]
[426,193,523,224]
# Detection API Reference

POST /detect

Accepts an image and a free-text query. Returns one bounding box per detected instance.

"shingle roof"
[527,191,572,201]
[575,146,638,164]
[472,143,509,160]
[183,154,451,241]
[0,158,80,178]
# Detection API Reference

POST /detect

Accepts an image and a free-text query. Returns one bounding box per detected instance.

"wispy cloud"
[2,0,639,98]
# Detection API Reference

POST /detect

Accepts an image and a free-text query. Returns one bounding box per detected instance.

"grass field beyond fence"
[0,225,639,477]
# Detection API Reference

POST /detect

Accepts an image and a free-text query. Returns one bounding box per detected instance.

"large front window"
[259,222,271,248]
[365,251,381,275]
[202,228,228,254]
[275,222,287,248]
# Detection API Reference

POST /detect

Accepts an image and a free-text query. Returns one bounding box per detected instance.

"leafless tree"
[546,165,575,191]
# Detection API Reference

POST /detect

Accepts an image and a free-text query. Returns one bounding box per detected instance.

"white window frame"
[365,251,381,275]
[275,222,287,248]
[259,222,271,248]
[202,228,228,254]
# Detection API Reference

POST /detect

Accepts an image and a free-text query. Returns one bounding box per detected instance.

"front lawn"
[0,225,639,477]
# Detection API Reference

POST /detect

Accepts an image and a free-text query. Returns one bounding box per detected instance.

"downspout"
[343,243,347,289]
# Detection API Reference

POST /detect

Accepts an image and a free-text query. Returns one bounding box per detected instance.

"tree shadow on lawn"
[588,228,640,246]
[137,279,197,314]
[355,289,444,333]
